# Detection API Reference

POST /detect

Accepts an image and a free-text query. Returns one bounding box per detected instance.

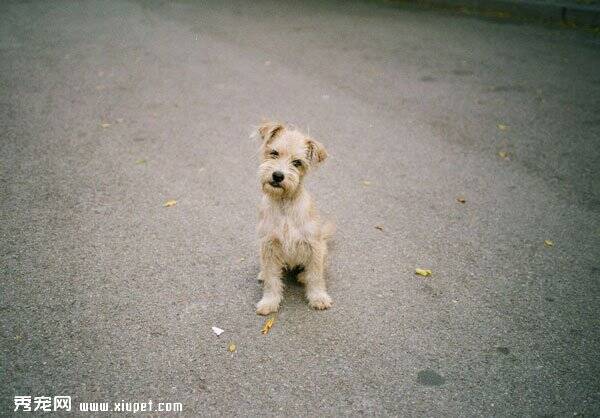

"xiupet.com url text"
[13,396,182,413]
[80,400,182,413]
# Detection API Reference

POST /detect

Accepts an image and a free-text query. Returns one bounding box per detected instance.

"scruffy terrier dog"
[255,121,334,315]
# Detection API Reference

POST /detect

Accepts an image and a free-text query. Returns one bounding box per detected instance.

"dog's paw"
[256,298,280,315]
[308,291,332,310]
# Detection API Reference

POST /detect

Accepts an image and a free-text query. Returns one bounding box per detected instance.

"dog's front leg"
[256,240,284,315]
[301,243,332,310]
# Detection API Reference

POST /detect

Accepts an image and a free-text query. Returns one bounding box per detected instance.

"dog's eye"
[292,160,303,168]
[269,150,279,158]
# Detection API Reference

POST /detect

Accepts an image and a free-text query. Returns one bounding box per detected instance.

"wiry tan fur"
[255,121,334,315]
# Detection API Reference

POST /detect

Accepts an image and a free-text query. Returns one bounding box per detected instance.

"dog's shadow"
[281,266,307,305]
[252,265,307,306]
[282,265,304,282]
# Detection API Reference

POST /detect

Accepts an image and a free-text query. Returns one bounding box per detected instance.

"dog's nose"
[272,171,285,183]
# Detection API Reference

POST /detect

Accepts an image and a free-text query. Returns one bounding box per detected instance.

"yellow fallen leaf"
[375,225,384,231]
[497,124,509,131]
[362,180,371,186]
[415,268,432,277]
[100,122,111,128]
[164,199,177,207]
[544,240,554,247]
[457,197,466,203]
[135,159,147,164]
[498,151,509,159]
[228,342,236,352]
[261,316,275,335]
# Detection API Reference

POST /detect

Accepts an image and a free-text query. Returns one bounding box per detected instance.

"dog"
[255,121,334,315]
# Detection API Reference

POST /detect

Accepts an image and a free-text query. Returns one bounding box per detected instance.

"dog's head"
[257,121,327,198]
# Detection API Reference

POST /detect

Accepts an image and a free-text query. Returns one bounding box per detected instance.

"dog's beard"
[260,174,300,198]
[262,180,285,196]
[262,179,298,198]
[258,162,301,198]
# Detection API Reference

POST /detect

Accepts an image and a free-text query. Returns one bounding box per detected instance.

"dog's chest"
[260,212,307,244]
[259,203,316,261]
[273,218,312,264]
[277,217,305,243]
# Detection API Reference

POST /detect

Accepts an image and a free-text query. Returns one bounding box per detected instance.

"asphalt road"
[1,0,599,416]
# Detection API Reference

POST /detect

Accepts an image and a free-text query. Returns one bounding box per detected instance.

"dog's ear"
[258,121,284,145]
[306,139,328,166]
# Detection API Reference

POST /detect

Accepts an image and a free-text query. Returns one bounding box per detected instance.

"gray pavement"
[1,0,600,416]
[402,0,600,28]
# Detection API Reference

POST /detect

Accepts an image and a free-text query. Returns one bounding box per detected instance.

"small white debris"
[211,326,224,336]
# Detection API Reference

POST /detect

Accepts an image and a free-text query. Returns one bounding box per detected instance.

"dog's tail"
[321,221,336,242]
